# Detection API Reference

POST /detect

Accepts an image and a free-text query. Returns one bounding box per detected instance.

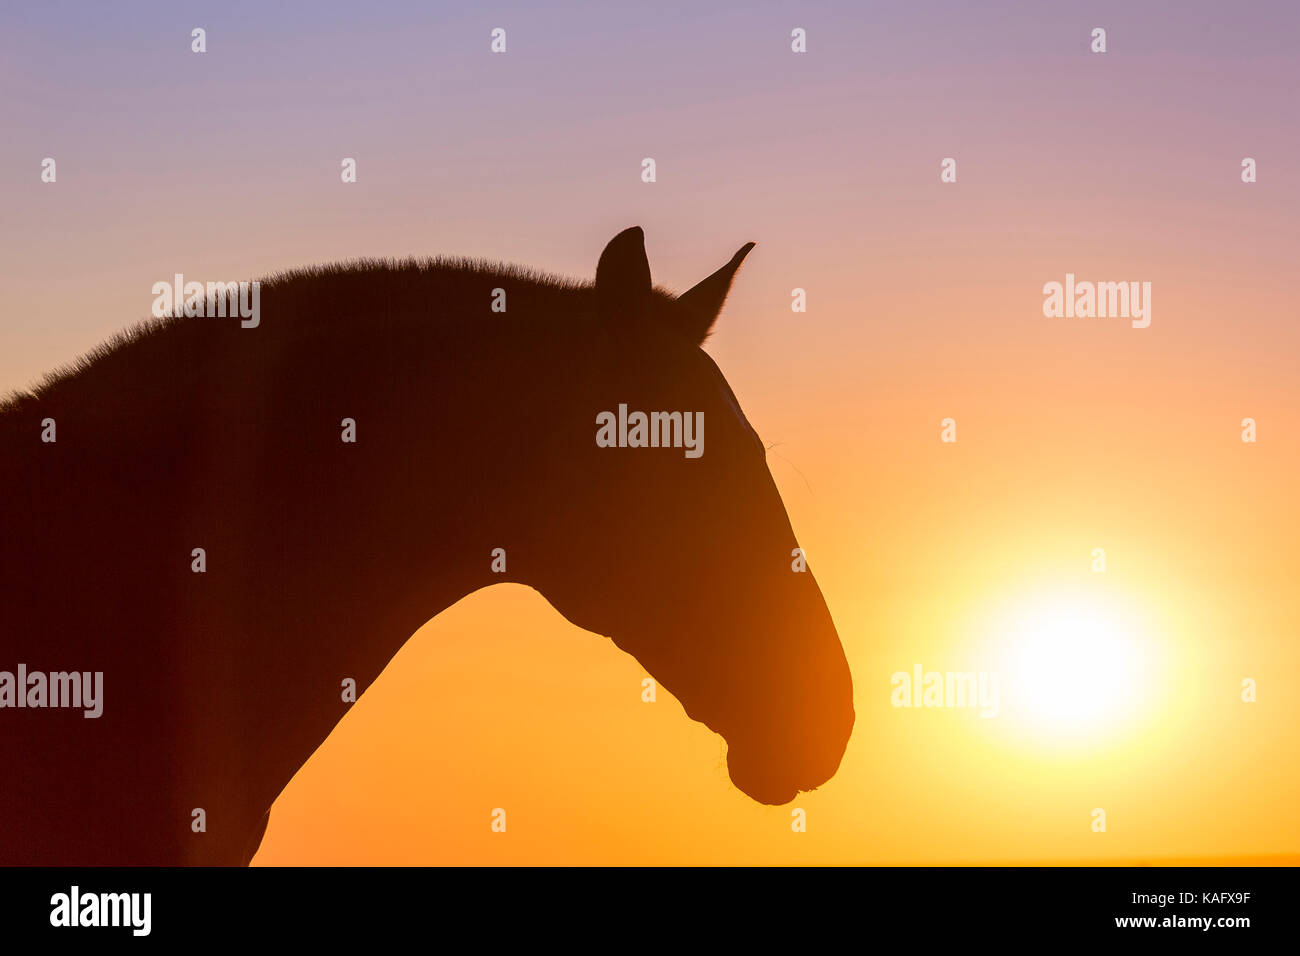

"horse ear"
[596,226,652,318]
[674,242,755,344]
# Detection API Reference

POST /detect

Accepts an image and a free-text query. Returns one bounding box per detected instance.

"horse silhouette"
[0,227,855,864]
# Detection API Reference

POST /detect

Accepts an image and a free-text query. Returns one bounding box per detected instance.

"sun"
[991,591,1150,739]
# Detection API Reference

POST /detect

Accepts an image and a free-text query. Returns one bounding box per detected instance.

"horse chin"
[724,741,806,806]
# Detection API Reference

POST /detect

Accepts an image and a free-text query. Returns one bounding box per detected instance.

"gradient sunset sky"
[2,1,1297,863]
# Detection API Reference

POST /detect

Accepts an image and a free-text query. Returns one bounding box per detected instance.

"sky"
[2,1,1297,863]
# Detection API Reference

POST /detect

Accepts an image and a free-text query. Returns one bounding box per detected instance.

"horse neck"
[216,305,573,815]
[0,275,596,860]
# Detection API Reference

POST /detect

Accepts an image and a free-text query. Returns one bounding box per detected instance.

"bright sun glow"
[991,593,1151,739]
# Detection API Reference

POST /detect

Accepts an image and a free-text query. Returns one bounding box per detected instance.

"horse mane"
[1,256,672,423]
